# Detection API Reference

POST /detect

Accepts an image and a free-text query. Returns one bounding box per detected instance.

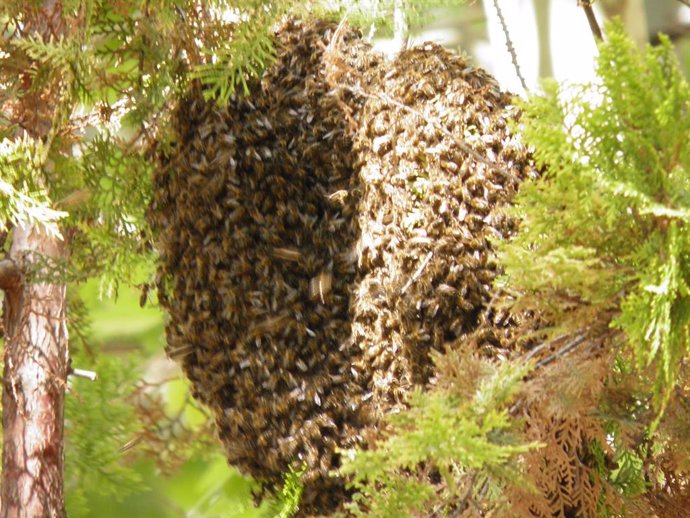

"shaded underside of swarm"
[149,18,535,515]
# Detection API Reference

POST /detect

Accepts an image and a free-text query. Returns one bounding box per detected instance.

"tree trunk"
[1,226,68,518]
[534,0,552,78]
[0,2,68,517]
[393,0,409,53]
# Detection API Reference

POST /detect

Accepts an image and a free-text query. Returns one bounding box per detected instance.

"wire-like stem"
[491,0,529,91]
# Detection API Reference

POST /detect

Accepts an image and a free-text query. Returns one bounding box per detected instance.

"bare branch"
[393,0,409,54]
[520,328,592,369]
[579,0,604,42]
[534,333,589,368]
[491,0,529,91]
[521,331,572,363]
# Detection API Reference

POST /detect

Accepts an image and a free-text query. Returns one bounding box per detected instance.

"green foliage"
[64,293,144,517]
[9,1,690,517]
[64,354,143,517]
[189,1,283,103]
[72,130,155,295]
[0,0,183,294]
[339,354,540,517]
[500,20,690,424]
[610,445,647,498]
[12,33,79,92]
[260,465,306,518]
[0,136,66,237]
[64,283,284,518]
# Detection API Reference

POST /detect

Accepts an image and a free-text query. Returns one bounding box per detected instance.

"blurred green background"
[65,282,268,518]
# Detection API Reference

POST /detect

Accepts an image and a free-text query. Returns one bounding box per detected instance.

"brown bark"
[1,226,68,518]
[1,2,69,517]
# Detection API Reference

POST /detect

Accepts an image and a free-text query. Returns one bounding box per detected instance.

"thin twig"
[393,0,409,54]
[460,471,477,501]
[401,251,433,294]
[579,0,604,42]
[534,333,588,368]
[521,325,593,367]
[491,0,529,91]
[450,471,477,517]
[119,436,142,453]
[521,331,571,363]
[509,328,600,416]
[366,1,379,41]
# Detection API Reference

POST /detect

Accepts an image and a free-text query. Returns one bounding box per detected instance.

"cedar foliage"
[503,22,690,421]
[502,21,690,516]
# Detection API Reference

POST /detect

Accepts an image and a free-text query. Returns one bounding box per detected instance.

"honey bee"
[166,342,194,361]
[327,189,348,206]
[309,271,333,303]
[139,283,151,308]
[271,247,301,262]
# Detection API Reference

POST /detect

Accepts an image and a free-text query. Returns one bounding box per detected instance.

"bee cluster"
[149,18,534,515]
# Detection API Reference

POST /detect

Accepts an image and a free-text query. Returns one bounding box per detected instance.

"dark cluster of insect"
[348,43,539,407]
[149,18,535,515]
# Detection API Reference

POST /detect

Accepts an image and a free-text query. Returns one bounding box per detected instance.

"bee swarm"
[149,18,535,515]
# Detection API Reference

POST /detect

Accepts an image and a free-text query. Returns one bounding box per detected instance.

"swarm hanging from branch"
[149,18,535,515]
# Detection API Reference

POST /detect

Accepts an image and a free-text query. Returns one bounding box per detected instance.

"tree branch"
[491,0,529,91]
[393,0,409,54]
[534,333,588,368]
[579,0,604,42]
[650,23,690,45]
